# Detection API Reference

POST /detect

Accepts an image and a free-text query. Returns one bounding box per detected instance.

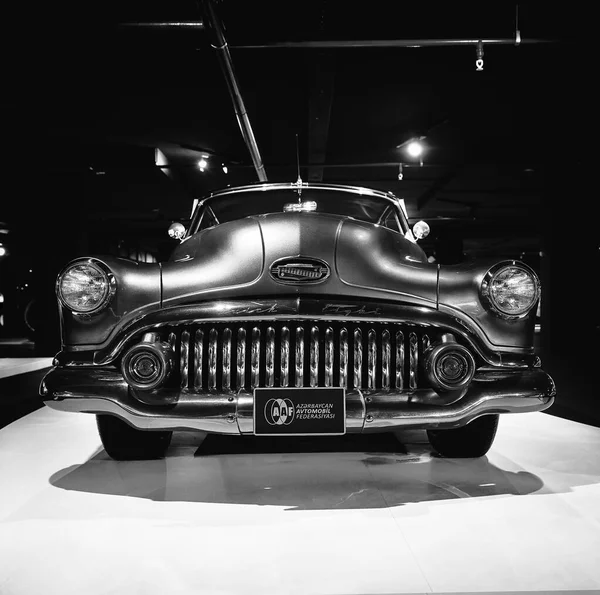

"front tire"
[96,415,172,460]
[427,414,499,458]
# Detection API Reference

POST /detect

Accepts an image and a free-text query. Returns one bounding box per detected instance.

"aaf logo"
[264,398,295,426]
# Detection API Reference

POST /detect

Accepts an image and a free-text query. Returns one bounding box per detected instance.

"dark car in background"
[40,183,555,460]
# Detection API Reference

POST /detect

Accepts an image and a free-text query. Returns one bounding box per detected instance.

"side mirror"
[412,220,430,241]
[168,222,186,240]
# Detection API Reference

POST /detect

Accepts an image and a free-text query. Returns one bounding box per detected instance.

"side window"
[381,209,401,233]
[198,209,217,231]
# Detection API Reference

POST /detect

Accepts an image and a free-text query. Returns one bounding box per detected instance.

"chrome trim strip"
[324,327,334,387]
[222,327,232,390]
[203,182,400,207]
[354,328,363,389]
[281,326,290,387]
[340,328,348,389]
[87,299,535,369]
[368,329,376,390]
[237,328,246,390]
[180,330,190,389]
[396,330,404,390]
[310,326,319,387]
[265,327,275,387]
[42,367,556,434]
[193,328,203,390]
[382,329,390,389]
[295,326,304,387]
[208,328,218,390]
[168,332,176,351]
[251,327,260,389]
[409,331,418,390]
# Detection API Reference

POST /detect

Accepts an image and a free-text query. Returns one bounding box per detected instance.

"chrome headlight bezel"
[56,258,116,315]
[480,260,540,320]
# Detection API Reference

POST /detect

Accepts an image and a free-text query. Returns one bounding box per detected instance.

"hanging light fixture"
[198,154,210,172]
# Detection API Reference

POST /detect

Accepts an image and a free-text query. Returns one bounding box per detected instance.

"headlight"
[480,261,540,319]
[56,259,115,314]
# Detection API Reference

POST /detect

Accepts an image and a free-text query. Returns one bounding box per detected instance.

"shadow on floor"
[49,430,552,510]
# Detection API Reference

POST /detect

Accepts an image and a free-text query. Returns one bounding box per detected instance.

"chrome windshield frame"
[186,183,410,237]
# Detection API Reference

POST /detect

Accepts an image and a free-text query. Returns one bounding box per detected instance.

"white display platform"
[1,407,599,595]
[0,357,53,380]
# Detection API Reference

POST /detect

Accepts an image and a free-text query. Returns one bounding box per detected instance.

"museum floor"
[1,358,599,594]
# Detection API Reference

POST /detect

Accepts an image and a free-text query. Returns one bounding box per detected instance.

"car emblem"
[270,257,330,285]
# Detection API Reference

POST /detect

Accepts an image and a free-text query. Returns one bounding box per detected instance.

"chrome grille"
[165,322,431,392]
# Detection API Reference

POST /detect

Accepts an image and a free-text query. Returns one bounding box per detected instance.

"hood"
[162,213,437,306]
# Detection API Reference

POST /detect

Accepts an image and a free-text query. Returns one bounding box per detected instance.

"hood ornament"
[270,257,330,285]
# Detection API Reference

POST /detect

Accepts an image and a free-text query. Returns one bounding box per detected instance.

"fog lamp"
[121,337,174,391]
[131,353,160,382]
[425,342,475,392]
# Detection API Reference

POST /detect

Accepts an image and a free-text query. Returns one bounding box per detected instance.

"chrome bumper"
[40,366,555,434]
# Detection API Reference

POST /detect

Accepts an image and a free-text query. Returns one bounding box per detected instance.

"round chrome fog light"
[425,343,475,392]
[130,352,160,383]
[121,341,174,391]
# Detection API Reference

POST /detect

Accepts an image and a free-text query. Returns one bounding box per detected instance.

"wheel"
[96,415,172,460]
[427,414,499,458]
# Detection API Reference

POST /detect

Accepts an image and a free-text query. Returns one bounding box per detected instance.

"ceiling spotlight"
[406,141,423,158]
[198,158,208,171]
[0,246,6,257]
[222,164,228,174]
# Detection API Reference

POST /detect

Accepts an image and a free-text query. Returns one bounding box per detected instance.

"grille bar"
[382,329,391,390]
[194,329,203,390]
[168,322,432,393]
[208,328,217,389]
[180,330,190,390]
[237,328,246,390]
[265,327,275,388]
[251,327,260,389]
[340,328,348,389]
[324,327,334,387]
[353,328,362,389]
[396,330,404,390]
[368,329,376,390]
[295,326,304,387]
[281,326,290,387]
[310,326,319,387]
[409,331,418,390]
[222,328,232,390]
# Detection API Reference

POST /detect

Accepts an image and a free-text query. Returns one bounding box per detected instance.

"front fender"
[60,256,161,348]
[437,260,537,349]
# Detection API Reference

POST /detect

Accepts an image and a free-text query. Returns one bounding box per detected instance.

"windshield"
[190,187,407,233]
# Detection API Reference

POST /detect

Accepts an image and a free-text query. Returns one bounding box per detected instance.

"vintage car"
[40,182,555,460]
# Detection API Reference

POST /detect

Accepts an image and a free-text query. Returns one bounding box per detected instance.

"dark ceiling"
[1,1,589,262]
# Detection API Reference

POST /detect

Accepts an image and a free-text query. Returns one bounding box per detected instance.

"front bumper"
[40,366,555,434]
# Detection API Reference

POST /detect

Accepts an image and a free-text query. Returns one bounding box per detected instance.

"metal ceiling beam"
[231,161,449,169]
[201,0,267,182]
[120,21,205,29]
[307,53,336,182]
[232,38,556,49]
